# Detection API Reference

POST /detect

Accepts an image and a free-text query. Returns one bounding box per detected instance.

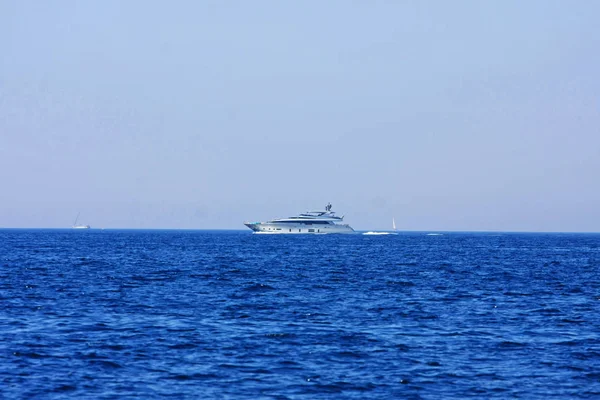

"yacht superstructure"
[244,203,355,234]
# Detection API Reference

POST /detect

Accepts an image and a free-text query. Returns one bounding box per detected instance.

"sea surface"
[1,229,599,399]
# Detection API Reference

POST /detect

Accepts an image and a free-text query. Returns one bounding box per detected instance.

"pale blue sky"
[1,1,599,231]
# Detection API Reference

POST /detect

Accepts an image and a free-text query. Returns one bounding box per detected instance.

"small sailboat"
[363,217,399,235]
[72,213,90,229]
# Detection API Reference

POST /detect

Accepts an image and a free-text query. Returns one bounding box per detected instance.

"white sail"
[392,217,396,231]
[72,212,90,229]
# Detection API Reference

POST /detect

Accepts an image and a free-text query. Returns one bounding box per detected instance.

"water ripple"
[0,230,599,398]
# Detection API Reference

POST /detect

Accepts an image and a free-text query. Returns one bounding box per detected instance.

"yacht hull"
[244,222,355,234]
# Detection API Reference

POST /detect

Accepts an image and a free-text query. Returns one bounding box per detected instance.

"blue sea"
[1,229,599,399]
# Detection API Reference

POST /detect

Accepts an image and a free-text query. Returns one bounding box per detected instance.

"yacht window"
[277,220,329,224]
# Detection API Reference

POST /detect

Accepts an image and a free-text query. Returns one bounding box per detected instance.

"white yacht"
[244,203,355,234]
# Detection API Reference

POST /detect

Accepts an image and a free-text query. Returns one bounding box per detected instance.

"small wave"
[52,384,77,392]
[218,363,247,369]
[13,351,46,359]
[102,344,127,351]
[563,365,586,372]
[426,233,443,236]
[572,351,600,361]
[395,344,410,352]
[166,327,197,333]
[131,275,175,282]
[333,350,368,359]
[189,273,213,279]
[532,308,562,315]
[497,341,528,348]
[503,291,532,297]
[168,343,198,350]
[244,283,276,292]
[554,339,598,347]
[170,374,193,381]
[90,360,122,369]
[264,332,296,339]
[386,280,415,286]
[544,260,562,266]
[168,373,219,381]
[561,318,585,324]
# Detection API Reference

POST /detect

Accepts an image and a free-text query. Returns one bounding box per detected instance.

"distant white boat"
[72,213,90,229]
[363,218,399,235]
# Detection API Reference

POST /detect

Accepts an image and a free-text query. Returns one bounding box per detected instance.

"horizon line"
[1,227,599,234]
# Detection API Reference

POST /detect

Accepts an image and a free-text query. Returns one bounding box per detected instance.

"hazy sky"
[1,1,599,231]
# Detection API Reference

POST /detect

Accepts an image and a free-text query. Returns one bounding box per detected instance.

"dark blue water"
[1,230,599,399]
